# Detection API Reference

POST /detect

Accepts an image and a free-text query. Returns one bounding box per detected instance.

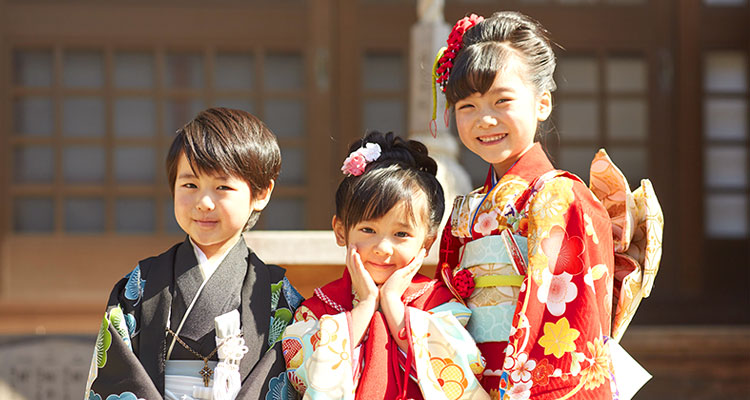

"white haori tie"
[212,310,248,400]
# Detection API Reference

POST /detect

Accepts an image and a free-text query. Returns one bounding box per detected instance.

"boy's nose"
[196,194,215,211]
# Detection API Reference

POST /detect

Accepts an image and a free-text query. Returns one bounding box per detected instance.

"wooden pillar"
[675,0,703,296]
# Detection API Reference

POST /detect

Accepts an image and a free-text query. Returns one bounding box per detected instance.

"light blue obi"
[460,234,528,344]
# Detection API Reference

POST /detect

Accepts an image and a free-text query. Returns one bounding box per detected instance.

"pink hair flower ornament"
[341,142,382,176]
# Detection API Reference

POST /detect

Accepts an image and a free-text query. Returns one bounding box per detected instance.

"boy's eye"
[496,98,511,104]
[182,183,197,189]
[360,227,375,234]
[457,103,474,110]
[217,185,234,191]
[395,231,411,238]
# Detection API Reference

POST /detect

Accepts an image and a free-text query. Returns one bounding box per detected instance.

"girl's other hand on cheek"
[380,248,426,302]
[346,245,379,304]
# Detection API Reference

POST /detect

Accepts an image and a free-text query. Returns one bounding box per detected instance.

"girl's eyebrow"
[487,86,516,95]
[394,221,415,229]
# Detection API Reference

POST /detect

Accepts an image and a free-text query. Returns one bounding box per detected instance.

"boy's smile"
[173,153,269,260]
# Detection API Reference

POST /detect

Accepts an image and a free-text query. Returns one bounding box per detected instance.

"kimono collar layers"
[136,236,285,396]
[486,143,554,192]
[309,270,453,400]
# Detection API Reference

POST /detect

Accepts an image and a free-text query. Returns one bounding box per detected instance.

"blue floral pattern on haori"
[88,390,103,400]
[123,265,146,305]
[282,277,303,309]
[105,392,140,400]
[266,371,296,400]
[124,313,137,336]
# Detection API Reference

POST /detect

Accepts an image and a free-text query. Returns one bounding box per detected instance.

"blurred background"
[0,0,748,399]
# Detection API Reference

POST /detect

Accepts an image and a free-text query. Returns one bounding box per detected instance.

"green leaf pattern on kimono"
[108,306,132,350]
[95,314,112,368]
[270,280,283,311]
[269,308,293,346]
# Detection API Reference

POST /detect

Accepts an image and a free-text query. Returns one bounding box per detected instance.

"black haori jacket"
[85,236,302,400]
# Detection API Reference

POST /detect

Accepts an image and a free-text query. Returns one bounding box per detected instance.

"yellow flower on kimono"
[537,267,578,316]
[579,337,611,390]
[538,317,580,359]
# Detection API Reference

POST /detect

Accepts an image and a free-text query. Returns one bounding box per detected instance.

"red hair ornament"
[430,13,484,136]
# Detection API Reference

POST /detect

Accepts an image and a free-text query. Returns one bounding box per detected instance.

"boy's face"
[173,152,271,259]
[333,195,434,285]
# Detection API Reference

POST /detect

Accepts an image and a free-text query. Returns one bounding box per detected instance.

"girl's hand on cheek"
[346,245,379,304]
[380,248,426,302]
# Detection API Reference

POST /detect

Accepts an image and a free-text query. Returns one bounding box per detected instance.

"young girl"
[432,11,663,400]
[281,131,489,400]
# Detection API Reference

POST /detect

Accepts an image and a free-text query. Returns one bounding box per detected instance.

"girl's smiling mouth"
[366,261,396,269]
[477,133,508,144]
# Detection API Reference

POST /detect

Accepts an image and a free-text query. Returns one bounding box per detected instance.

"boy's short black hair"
[166,107,281,229]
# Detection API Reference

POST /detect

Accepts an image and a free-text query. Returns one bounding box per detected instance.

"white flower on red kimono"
[541,225,585,275]
[510,352,536,383]
[503,343,516,370]
[506,381,532,400]
[473,210,499,236]
[537,268,578,316]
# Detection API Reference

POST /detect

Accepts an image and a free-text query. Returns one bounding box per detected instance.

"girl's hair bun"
[349,130,437,176]
[336,130,444,236]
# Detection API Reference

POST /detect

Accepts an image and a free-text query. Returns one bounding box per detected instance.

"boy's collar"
[188,236,241,281]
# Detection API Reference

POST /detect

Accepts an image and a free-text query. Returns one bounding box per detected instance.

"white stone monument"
[409,0,472,226]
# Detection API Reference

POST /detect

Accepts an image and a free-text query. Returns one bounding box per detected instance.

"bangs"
[338,166,419,233]
[182,127,238,178]
[445,42,516,105]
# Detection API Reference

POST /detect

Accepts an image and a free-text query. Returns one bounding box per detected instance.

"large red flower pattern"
[541,225,585,275]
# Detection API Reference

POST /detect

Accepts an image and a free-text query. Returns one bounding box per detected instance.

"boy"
[85,108,302,400]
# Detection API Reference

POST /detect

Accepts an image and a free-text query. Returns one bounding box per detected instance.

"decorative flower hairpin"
[434,13,484,93]
[341,143,382,176]
[430,13,484,136]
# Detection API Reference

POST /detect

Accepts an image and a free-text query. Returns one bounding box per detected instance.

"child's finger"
[345,245,355,271]
[405,248,427,272]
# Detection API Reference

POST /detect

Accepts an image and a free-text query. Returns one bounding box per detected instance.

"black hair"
[166,107,281,230]
[335,131,445,239]
[445,11,557,105]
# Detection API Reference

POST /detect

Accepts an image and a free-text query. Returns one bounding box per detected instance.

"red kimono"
[282,270,489,400]
[439,143,616,399]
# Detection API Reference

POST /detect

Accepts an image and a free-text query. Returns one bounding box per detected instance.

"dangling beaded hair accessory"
[341,142,382,176]
[430,13,484,137]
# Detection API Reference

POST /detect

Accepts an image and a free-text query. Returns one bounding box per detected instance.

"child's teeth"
[479,134,506,142]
